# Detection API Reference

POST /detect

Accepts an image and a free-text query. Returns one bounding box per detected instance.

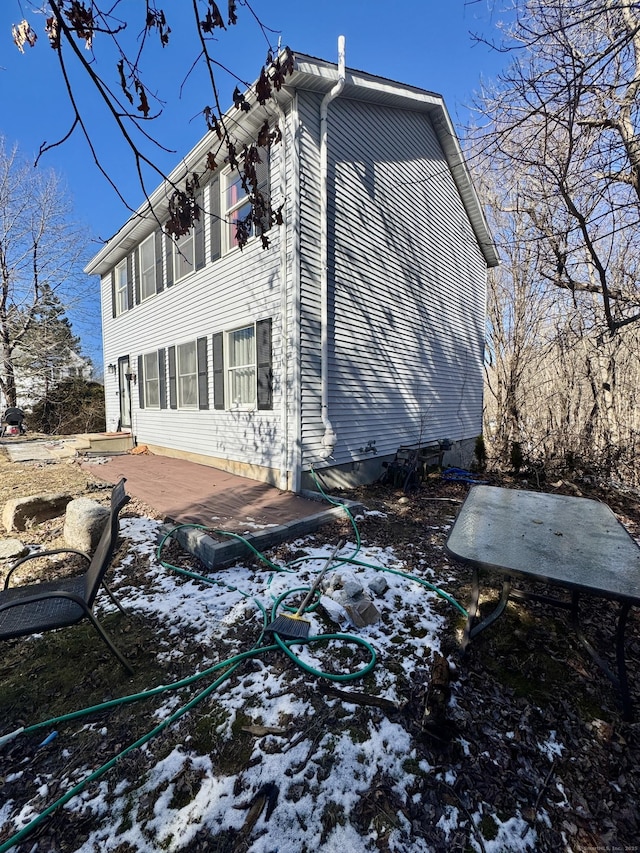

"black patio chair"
[0,478,133,672]
[1,407,26,436]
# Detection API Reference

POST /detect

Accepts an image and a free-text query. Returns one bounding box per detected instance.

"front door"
[117,355,132,430]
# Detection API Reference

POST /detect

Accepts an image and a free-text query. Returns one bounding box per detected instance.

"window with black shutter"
[212,332,224,409]
[126,253,134,310]
[256,318,273,410]
[165,228,174,288]
[197,336,209,409]
[195,189,205,271]
[210,176,221,262]
[158,347,167,408]
[138,355,145,408]
[168,346,177,408]
[155,230,164,293]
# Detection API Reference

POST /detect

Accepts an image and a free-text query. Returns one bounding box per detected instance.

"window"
[227,326,256,406]
[115,260,129,316]
[170,190,205,282]
[212,320,272,410]
[177,341,198,408]
[139,234,156,301]
[174,230,194,282]
[138,349,167,410]
[223,170,252,252]
[143,352,160,407]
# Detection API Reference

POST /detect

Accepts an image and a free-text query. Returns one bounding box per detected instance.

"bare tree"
[10,2,292,245]
[473,0,640,334]
[0,139,89,409]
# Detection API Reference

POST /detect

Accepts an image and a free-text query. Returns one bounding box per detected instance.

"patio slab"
[80,453,360,569]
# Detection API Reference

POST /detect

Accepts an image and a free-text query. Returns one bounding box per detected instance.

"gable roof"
[85,50,498,276]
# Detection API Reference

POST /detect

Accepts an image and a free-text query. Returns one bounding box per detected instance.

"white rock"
[64,498,110,553]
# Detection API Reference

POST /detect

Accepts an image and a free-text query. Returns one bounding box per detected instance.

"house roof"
[85,50,499,276]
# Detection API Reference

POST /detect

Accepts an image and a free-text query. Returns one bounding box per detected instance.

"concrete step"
[76,432,134,453]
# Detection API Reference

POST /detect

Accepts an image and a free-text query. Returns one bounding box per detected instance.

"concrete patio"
[83,454,360,568]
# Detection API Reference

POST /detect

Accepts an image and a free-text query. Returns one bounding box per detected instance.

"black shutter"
[256,153,271,234]
[155,229,164,293]
[134,248,141,305]
[138,355,145,409]
[197,336,209,409]
[126,254,134,310]
[168,346,177,409]
[210,176,221,262]
[212,332,224,410]
[165,229,174,288]
[111,269,116,318]
[256,318,273,410]
[158,348,167,409]
[195,190,205,271]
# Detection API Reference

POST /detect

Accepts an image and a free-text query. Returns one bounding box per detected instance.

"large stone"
[64,498,110,553]
[0,538,28,560]
[2,493,72,532]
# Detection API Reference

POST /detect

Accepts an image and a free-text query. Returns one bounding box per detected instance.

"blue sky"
[0,1,509,364]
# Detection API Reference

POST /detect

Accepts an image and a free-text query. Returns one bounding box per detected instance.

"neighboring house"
[85,46,498,491]
[1,351,94,413]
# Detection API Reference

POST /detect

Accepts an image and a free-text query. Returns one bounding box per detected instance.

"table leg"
[616,602,633,722]
[461,567,480,653]
[571,593,634,722]
[462,569,512,653]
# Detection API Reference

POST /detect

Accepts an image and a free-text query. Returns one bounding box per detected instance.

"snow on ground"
[0,516,548,852]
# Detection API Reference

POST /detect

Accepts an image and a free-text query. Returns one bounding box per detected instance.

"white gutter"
[318,35,346,460]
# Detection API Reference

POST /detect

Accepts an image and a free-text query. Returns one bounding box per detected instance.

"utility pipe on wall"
[275,100,290,492]
[318,35,346,460]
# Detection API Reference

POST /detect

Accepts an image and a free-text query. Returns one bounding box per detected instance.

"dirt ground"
[1,445,640,851]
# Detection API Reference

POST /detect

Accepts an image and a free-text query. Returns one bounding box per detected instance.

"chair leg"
[102,582,130,616]
[85,610,134,674]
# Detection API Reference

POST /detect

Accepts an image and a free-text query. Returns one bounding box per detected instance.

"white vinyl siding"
[295,92,487,469]
[324,99,486,462]
[100,146,282,463]
[297,91,324,464]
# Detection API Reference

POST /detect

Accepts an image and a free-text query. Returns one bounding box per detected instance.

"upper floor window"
[115,260,129,316]
[139,234,157,301]
[223,170,253,253]
[174,230,195,283]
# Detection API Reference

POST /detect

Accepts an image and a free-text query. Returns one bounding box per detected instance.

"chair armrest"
[3,548,90,590]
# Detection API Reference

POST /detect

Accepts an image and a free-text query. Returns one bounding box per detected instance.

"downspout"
[319,35,346,459]
[276,99,290,491]
[290,94,303,493]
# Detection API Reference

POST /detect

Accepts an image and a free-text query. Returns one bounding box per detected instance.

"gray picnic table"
[446,485,640,720]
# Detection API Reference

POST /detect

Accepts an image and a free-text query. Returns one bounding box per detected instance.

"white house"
[1,350,94,414]
[85,45,498,492]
